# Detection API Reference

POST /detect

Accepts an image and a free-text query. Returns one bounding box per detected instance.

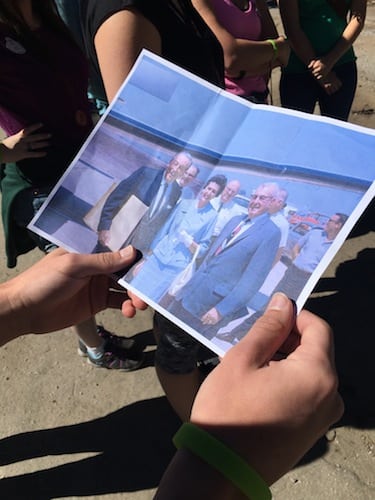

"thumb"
[229,293,296,368]
[66,246,142,278]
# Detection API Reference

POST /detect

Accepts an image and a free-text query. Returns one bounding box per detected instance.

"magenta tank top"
[211,0,267,97]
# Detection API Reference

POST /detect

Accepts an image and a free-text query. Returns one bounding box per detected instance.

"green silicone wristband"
[266,39,278,59]
[173,423,271,500]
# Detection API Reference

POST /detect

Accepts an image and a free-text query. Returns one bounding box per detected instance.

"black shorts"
[154,312,200,374]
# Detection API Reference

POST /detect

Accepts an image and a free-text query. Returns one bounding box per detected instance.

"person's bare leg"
[72,316,143,370]
[153,312,203,421]
[155,364,203,422]
[72,316,101,347]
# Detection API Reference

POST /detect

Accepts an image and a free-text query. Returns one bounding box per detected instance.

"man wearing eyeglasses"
[274,212,349,301]
[167,182,282,340]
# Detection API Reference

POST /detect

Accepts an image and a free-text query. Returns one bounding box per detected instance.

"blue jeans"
[279,61,357,121]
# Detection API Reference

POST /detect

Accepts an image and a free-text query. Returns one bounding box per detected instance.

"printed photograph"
[30,51,375,356]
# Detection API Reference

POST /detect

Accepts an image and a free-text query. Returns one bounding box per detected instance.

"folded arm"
[193,0,289,77]
[309,0,366,80]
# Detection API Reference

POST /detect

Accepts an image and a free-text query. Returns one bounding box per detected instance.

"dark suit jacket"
[129,179,182,252]
[180,213,281,319]
[98,166,164,231]
[97,165,182,252]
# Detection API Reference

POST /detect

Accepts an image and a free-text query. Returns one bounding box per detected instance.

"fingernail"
[114,248,143,279]
[266,292,289,311]
[119,245,133,259]
[119,246,143,262]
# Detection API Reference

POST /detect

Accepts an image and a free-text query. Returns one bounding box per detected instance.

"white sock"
[86,341,105,360]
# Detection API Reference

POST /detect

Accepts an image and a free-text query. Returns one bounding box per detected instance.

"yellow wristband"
[267,39,278,59]
[173,423,271,500]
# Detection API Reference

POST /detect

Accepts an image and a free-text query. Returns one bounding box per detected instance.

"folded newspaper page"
[30,50,375,357]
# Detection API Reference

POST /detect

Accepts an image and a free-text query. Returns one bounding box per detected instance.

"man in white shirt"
[211,179,244,238]
[177,164,200,199]
[269,187,289,265]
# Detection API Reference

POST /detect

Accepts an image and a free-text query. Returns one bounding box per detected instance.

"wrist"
[172,448,241,499]
[190,421,281,487]
[0,282,27,343]
[174,423,271,499]
[322,55,335,73]
[266,39,278,61]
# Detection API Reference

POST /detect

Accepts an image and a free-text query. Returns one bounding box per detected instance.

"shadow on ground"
[0,204,373,496]
[299,204,374,465]
[0,396,180,499]
[308,245,375,424]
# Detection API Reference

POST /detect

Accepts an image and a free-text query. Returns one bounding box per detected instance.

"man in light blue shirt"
[275,212,348,300]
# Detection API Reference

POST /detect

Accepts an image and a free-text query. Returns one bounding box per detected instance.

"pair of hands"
[191,292,344,486]
[0,247,147,344]
[2,247,343,488]
[0,123,50,163]
[308,58,342,95]
[201,306,221,325]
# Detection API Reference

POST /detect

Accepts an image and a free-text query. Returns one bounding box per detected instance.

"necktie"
[149,181,168,217]
[214,218,249,256]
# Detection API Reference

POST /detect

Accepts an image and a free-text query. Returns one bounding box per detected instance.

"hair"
[335,213,349,226]
[255,182,280,197]
[203,174,227,196]
[275,187,288,204]
[225,179,241,190]
[188,164,200,177]
[0,1,79,64]
[175,151,193,166]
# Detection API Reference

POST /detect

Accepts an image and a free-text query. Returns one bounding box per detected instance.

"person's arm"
[156,293,344,498]
[309,0,366,80]
[97,177,135,234]
[319,70,343,95]
[278,0,317,67]
[272,246,285,266]
[256,0,290,75]
[0,123,50,163]
[192,0,289,77]
[93,8,162,103]
[291,242,301,261]
[0,246,146,346]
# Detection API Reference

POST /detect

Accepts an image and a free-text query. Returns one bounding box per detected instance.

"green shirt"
[284,0,356,74]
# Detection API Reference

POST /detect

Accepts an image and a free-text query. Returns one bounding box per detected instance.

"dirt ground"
[0,6,374,499]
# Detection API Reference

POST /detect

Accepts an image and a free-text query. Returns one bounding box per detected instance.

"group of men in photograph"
[92,150,348,344]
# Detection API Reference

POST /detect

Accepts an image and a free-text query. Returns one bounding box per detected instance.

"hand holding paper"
[191,293,344,485]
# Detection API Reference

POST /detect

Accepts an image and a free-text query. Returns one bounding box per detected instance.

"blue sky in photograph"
[113,51,374,187]
[104,51,375,218]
